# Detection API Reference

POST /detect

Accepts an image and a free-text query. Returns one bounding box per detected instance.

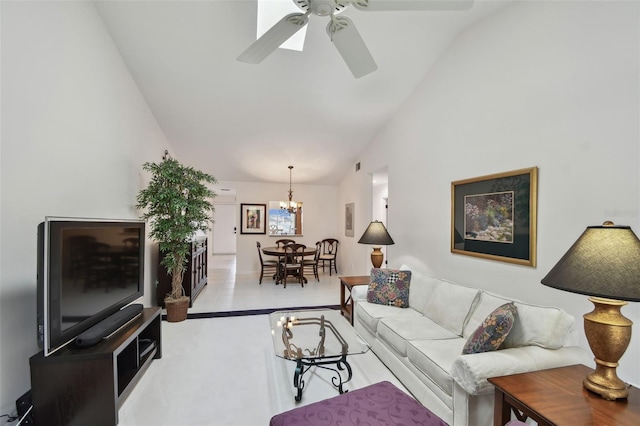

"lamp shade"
[358,221,395,246]
[541,223,640,302]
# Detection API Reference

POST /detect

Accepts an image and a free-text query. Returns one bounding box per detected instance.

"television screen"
[37,217,145,356]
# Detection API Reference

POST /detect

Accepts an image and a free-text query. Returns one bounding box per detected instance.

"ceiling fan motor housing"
[296,0,348,16]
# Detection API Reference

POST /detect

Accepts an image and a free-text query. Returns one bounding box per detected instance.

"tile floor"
[118,255,406,425]
[189,254,342,314]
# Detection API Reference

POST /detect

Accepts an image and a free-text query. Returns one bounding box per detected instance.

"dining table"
[261,245,317,257]
[262,245,317,284]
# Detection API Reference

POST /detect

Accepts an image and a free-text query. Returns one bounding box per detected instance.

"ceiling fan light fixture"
[297,0,348,15]
[311,0,338,15]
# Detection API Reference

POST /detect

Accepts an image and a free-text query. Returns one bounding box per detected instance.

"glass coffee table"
[269,308,370,402]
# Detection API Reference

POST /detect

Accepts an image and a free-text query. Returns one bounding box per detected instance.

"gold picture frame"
[451,167,538,267]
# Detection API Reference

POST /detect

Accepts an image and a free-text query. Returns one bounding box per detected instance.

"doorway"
[372,167,389,267]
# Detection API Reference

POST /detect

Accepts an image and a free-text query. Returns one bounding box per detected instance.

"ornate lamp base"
[370,247,384,268]
[583,296,632,400]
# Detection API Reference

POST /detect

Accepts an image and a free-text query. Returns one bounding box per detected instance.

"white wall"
[339,0,640,386]
[0,1,170,414]
[338,163,376,275]
[218,180,338,274]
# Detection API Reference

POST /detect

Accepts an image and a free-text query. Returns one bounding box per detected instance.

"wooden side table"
[339,276,370,325]
[488,364,640,426]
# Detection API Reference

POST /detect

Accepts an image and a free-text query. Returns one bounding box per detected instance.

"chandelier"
[280,165,298,213]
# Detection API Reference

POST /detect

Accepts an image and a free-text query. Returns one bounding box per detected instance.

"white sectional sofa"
[353,265,591,426]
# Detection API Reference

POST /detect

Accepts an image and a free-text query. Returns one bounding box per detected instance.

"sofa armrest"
[352,284,368,302]
[451,345,592,395]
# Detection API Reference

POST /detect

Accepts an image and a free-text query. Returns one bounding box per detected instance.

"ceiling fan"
[237,0,474,78]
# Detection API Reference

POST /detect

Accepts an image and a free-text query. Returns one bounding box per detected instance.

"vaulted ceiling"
[95,0,510,185]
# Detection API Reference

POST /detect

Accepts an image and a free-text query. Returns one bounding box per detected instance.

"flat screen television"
[37,217,145,356]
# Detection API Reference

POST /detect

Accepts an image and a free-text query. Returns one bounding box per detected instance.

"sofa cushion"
[462,302,517,354]
[356,301,423,335]
[406,338,467,398]
[367,268,412,308]
[411,276,439,312]
[377,316,459,357]
[397,265,438,312]
[502,301,574,349]
[422,279,480,335]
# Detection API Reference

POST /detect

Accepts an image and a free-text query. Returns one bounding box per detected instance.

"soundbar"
[75,304,144,347]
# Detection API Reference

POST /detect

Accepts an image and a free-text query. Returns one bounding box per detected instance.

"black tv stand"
[29,307,161,426]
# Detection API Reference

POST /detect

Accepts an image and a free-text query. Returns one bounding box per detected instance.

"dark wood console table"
[488,364,640,425]
[29,307,162,426]
[157,237,207,307]
[339,275,370,325]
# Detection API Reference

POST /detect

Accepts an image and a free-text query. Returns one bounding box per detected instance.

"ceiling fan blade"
[351,0,474,11]
[237,13,309,64]
[327,16,377,78]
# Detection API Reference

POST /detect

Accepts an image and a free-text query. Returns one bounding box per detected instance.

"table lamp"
[358,221,394,268]
[541,221,640,400]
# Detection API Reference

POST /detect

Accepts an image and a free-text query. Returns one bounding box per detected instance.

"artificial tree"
[136,155,217,321]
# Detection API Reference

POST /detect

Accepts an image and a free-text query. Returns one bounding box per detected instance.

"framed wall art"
[345,203,355,237]
[240,203,266,234]
[451,167,538,267]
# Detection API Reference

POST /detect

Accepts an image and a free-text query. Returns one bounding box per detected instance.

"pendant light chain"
[288,165,294,203]
[282,165,297,213]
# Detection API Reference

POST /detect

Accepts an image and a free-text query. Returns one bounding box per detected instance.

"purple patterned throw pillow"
[462,302,517,354]
[367,268,412,308]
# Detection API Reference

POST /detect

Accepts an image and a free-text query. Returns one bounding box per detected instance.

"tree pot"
[165,295,189,322]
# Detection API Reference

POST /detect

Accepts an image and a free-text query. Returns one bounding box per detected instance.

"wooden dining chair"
[281,243,306,288]
[302,241,321,282]
[275,238,295,247]
[257,241,278,284]
[319,238,339,276]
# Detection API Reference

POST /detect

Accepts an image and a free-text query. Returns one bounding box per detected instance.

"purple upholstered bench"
[270,381,448,426]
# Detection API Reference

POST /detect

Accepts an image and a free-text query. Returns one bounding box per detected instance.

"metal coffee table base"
[270,310,370,403]
[293,354,353,402]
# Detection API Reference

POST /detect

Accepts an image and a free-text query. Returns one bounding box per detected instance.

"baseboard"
[162,304,341,320]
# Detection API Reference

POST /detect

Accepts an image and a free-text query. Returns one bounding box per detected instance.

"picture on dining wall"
[240,203,266,234]
[451,167,538,267]
[345,203,355,237]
